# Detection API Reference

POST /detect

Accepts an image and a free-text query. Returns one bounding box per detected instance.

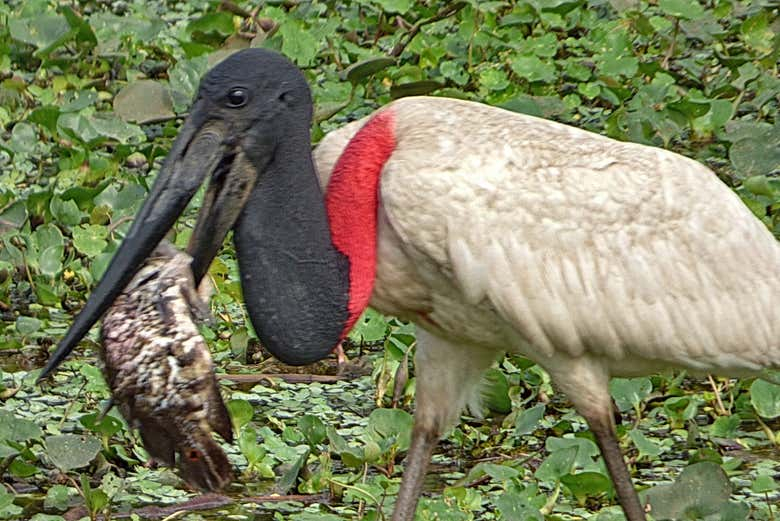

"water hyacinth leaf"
[80,412,124,438]
[50,197,84,226]
[372,0,414,14]
[750,379,780,419]
[298,414,327,446]
[468,462,521,481]
[495,488,544,521]
[31,514,68,521]
[751,474,777,493]
[629,429,661,458]
[349,308,389,343]
[169,57,209,113]
[72,224,108,257]
[114,80,175,124]
[8,14,70,49]
[227,399,254,430]
[44,483,71,512]
[645,462,734,519]
[482,368,512,414]
[279,20,319,67]
[561,471,613,502]
[658,0,704,19]
[514,403,545,436]
[535,445,577,481]
[710,414,740,438]
[510,54,558,83]
[0,487,23,518]
[15,316,41,336]
[609,377,652,412]
[728,123,780,178]
[0,410,43,442]
[366,408,412,450]
[45,434,102,471]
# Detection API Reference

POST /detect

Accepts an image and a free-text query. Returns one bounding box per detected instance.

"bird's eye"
[226,88,248,108]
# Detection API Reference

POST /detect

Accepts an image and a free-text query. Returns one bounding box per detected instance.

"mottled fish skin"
[100,241,233,492]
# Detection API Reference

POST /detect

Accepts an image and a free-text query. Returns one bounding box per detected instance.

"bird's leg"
[584,409,647,521]
[549,359,647,521]
[391,422,438,521]
[391,329,501,521]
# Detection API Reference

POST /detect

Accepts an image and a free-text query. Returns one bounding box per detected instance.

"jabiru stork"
[39,48,780,521]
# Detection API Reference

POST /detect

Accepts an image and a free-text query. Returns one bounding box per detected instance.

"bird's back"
[316,97,780,375]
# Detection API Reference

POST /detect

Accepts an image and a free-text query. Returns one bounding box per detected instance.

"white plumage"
[314,96,780,521]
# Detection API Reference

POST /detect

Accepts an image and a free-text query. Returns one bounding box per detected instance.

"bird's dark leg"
[548,360,646,521]
[391,423,439,521]
[391,329,501,521]
[585,410,647,521]
[561,370,646,518]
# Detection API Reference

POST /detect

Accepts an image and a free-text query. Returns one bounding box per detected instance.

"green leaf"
[645,462,734,519]
[710,414,740,438]
[15,316,41,335]
[44,485,70,512]
[390,80,444,99]
[72,224,108,257]
[50,197,84,226]
[658,0,704,19]
[482,368,511,414]
[510,54,558,83]
[609,377,652,412]
[342,57,396,84]
[366,408,413,451]
[187,12,235,37]
[113,80,175,124]
[751,474,777,494]
[494,488,544,521]
[628,429,661,458]
[561,471,613,501]
[46,434,102,471]
[227,399,254,430]
[298,415,327,446]
[750,379,780,419]
[8,15,70,49]
[372,0,414,14]
[514,404,545,436]
[535,446,577,481]
[0,487,22,519]
[279,20,320,67]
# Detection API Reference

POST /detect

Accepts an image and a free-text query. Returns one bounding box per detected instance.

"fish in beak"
[39,48,351,380]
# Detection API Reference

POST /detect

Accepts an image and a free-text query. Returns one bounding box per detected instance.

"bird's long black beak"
[38,101,236,380]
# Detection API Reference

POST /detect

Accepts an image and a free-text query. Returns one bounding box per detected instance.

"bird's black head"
[39,48,351,379]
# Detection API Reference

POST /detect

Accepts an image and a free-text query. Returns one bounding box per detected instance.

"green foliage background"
[0,0,778,520]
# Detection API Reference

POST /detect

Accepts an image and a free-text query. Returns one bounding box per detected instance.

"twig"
[389,2,467,58]
[661,18,679,70]
[221,373,350,385]
[107,215,134,235]
[755,414,778,446]
[707,374,728,416]
[106,493,329,519]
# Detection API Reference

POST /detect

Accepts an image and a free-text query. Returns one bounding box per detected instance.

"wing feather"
[376,97,780,374]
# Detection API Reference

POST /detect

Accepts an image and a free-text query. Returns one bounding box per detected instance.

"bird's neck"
[325,110,396,338]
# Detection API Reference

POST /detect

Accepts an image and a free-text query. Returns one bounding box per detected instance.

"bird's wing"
[378,97,780,373]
